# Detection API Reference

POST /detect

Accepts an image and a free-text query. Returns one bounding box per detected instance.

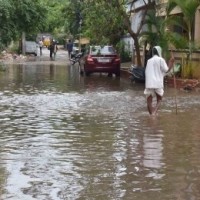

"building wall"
[121,35,134,54]
[123,0,200,64]
[156,0,200,45]
[122,0,148,61]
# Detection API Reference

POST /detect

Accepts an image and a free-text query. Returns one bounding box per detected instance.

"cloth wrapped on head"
[152,46,162,57]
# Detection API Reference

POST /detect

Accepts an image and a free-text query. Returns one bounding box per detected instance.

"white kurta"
[145,55,169,89]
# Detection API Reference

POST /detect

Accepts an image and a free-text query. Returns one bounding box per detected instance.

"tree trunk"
[22,32,26,55]
[129,31,142,66]
[134,37,142,66]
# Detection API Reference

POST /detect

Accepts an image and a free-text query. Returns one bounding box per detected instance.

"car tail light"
[114,57,120,63]
[87,55,94,63]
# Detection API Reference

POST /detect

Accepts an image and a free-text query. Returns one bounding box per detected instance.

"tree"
[0,0,47,51]
[141,7,188,60]
[79,0,155,66]
[62,0,84,38]
[81,1,125,45]
[60,0,157,66]
[13,0,46,34]
[167,0,200,59]
[140,9,169,57]
[40,0,67,34]
[115,0,155,66]
[0,0,17,49]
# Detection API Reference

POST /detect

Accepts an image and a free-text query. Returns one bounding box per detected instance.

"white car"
[72,42,80,54]
[25,41,38,56]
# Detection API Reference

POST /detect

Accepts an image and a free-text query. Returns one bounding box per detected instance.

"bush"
[54,33,68,46]
[0,41,5,52]
[182,62,200,79]
[9,42,20,53]
[116,41,132,63]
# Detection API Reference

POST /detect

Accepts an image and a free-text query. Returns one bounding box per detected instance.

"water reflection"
[50,63,55,80]
[0,63,200,199]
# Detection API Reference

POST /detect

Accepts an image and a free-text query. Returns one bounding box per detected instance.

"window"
[172,14,189,39]
[90,46,116,55]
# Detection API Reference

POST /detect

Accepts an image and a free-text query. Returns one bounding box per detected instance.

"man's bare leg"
[153,93,162,115]
[147,95,154,115]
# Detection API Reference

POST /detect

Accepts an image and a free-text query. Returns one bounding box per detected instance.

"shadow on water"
[0,63,200,199]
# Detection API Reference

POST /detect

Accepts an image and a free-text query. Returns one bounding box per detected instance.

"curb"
[120,62,200,91]
[120,62,132,78]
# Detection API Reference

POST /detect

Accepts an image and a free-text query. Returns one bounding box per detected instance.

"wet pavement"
[0,48,200,200]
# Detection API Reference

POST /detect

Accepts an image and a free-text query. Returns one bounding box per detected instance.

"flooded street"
[0,48,200,200]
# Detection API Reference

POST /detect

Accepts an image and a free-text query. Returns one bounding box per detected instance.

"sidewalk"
[121,62,132,70]
[120,62,132,78]
[120,62,200,91]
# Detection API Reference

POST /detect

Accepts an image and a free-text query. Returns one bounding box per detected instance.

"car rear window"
[90,46,116,55]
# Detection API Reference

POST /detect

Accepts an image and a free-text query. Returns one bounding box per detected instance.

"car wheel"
[85,71,90,76]
[84,65,90,76]
[115,71,120,77]
[80,69,84,76]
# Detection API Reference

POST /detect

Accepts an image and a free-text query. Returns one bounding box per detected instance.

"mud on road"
[0,46,69,66]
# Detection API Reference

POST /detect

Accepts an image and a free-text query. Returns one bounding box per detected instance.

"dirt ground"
[0,45,68,65]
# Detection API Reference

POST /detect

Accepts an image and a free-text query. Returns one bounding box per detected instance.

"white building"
[121,0,151,58]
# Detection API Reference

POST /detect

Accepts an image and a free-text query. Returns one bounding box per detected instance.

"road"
[0,45,200,200]
[31,46,70,65]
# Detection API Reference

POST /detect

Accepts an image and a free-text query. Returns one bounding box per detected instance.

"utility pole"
[79,19,82,53]
[22,32,26,55]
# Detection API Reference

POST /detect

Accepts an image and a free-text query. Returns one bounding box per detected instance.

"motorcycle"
[129,65,145,83]
[70,52,83,66]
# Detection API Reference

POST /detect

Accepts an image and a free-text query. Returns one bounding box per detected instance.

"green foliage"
[190,63,200,79]
[141,9,169,57]
[0,0,17,48]
[116,41,131,62]
[7,41,20,54]
[81,1,125,45]
[167,0,200,56]
[168,0,199,27]
[179,53,200,79]
[62,0,125,45]
[54,33,68,45]
[13,0,46,32]
[168,32,188,49]
[0,63,7,72]
[40,0,67,33]
[141,2,199,60]
[181,62,193,79]
[0,0,48,51]
[61,0,83,38]
[0,0,72,51]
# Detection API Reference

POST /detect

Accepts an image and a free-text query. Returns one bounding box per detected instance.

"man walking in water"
[66,39,73,59]
[49,39,57,61]
[39,39,43,56]
[144,46,174,115]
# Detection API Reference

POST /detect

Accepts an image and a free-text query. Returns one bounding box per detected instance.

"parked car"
[25,41,38,56]
[81,45,121,77]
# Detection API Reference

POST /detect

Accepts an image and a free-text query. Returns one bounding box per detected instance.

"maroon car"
[81,45,121,77]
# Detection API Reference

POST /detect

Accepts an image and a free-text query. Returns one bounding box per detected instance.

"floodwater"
[0,50,200,200]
